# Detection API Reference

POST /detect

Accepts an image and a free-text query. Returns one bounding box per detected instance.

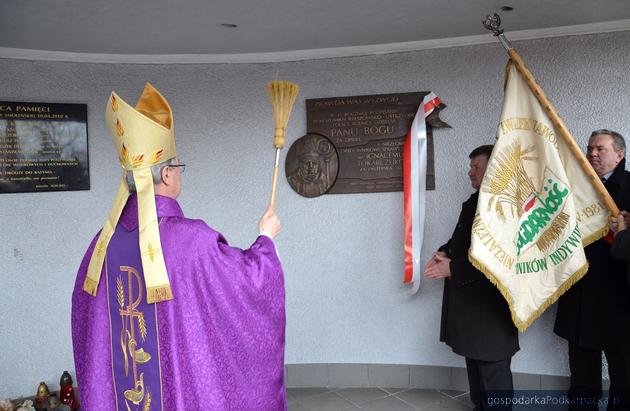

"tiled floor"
[287,387,473,411]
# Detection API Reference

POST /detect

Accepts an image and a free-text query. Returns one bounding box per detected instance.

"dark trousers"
[568,342,630,411]
[466,357,514,411]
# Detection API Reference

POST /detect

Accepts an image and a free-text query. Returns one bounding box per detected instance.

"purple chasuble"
[72,195,286,410]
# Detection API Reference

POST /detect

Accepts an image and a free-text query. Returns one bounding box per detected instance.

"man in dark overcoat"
[425,145,519,411]
[555,129,630,410]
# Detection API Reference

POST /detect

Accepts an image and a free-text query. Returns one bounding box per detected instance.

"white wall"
[1,31,629,398]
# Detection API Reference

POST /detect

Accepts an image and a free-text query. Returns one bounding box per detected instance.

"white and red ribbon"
[403,93,442,287]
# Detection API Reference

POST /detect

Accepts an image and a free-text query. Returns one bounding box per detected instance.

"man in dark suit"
[555,129,630,410]
[425,145,519,411]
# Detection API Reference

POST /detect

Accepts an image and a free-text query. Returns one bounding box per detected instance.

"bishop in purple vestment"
[71,84,286,411]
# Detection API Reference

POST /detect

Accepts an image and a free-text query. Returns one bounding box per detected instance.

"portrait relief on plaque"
[285,133,339,198]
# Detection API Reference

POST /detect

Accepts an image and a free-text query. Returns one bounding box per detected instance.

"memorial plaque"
[306,92,448,194]
[285,133,339,198]
[0,102,89,193]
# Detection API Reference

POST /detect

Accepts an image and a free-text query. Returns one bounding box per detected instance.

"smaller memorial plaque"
[285,133,339,198]
[0,101,89,194]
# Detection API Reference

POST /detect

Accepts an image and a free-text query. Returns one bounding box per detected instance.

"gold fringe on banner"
[469,251,590,332]
[582,222,611,248]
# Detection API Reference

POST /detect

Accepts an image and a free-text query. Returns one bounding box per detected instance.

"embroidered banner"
[469,62,609,331]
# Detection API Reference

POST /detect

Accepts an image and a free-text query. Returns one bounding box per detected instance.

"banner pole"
[482,13,619,216]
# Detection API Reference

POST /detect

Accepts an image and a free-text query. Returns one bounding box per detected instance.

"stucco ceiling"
[1,0,630,61]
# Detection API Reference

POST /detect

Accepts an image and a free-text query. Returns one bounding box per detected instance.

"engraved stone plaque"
[306,92,448,194]
[0,101,89,194]
[285,133,339,198]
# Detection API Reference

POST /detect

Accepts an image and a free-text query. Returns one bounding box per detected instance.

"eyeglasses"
[168,164,186,174]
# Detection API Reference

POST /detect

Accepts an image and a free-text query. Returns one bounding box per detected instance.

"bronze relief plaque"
[285,133,339,198]
[306,92,448,194]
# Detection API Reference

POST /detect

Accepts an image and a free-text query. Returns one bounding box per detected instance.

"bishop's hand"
[259,205,281,239]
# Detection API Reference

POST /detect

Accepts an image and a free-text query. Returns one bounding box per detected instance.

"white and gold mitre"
[83,83,176,304]
[107,84,176,170]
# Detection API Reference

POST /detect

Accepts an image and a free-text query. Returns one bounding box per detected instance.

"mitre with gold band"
[83,83,176,303]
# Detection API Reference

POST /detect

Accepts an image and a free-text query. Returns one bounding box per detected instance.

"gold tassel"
[147,286,173,304]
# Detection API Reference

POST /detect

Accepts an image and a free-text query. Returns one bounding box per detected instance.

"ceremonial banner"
[403,93,443,286]
[469,62,609,331]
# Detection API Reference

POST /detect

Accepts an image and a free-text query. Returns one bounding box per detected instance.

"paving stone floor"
[287,387,473,411]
